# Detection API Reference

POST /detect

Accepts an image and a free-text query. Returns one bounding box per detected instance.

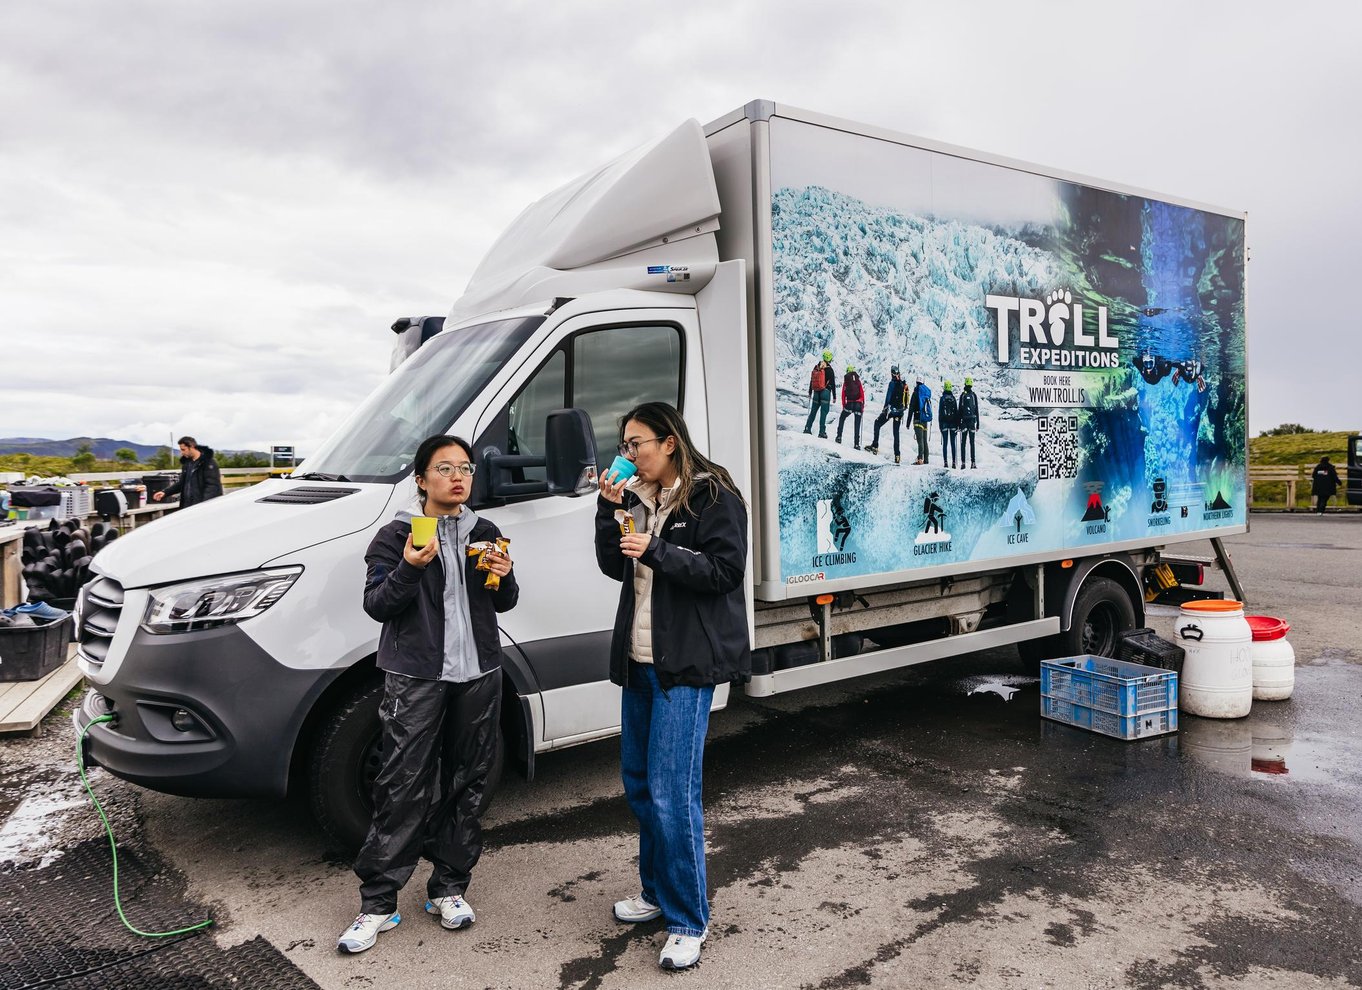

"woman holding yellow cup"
[339,435,517,954]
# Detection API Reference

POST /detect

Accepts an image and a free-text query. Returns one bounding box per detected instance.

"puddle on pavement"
[0,764,87,868]
[1179,711,1359,784]
[953,674,1039,702]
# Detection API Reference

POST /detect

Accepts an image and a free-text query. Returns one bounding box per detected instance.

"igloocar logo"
[787,572,826,585]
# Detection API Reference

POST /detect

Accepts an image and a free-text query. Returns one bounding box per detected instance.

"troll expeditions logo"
[986,290,1120,370]
[813,495,857,568]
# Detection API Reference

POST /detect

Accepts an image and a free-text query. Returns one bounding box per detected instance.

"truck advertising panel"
[770,116,1247,587]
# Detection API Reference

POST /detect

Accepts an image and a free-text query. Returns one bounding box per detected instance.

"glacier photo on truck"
[766,115,1246,585]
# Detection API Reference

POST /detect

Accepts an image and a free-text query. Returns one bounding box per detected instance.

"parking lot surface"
[3,513,1361,989]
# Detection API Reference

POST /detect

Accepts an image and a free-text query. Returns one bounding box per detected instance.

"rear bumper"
[73,624,339,798]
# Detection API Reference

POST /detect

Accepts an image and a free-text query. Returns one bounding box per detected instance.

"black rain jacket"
[163,447,223,506]
[595,479,751,690]
[363,515,518,679]
[1311,460,1341,497]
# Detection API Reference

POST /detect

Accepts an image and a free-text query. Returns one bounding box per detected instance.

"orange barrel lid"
[1245,615,1290,641]
[1180,599,1244,614]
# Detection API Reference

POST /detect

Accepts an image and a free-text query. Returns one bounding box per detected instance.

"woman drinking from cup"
[339,434,516,954]
[594,402,750,970]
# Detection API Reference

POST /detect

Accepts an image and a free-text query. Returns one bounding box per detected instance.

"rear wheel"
[1019,576,1137,674]
[308,678,506,850]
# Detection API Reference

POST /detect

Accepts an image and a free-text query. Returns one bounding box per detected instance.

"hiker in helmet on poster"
[938,380,960,469]
[908,375,933,465]
[835,364,865,449]
[802,349,837,439]
[958,377,980,469]
[865,365,908,463]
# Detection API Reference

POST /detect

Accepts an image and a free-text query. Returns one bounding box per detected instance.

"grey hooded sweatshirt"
[395,496,485,683]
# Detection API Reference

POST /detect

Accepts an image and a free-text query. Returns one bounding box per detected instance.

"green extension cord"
[76,714,215,937]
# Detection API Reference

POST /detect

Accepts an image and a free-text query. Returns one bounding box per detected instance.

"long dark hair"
[619,402,741,514]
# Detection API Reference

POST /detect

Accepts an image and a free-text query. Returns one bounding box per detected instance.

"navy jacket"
[595,480,751,690]
[363,515,518,679]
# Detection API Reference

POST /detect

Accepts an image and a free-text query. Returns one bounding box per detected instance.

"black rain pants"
[355,669,501,913]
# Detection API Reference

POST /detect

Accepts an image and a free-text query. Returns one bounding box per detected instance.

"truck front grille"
[78,576,125,667]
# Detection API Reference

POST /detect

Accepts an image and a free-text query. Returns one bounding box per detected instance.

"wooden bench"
[1248,466,1305,510]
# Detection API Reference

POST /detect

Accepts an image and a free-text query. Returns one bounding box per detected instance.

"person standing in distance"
[338,435,516,954]
[595,402,750,971]
[151,436,223,506]
[1311,456,1342,514]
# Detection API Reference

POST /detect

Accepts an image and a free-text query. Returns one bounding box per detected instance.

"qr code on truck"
[1037,415,1080,480]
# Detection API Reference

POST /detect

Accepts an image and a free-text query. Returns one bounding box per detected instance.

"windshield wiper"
[289,472,352,482]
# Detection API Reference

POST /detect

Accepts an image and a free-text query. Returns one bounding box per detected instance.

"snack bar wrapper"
[466,537,511,590]
[614,509,636,536]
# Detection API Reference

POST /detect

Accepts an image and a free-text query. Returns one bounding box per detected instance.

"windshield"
[300,315,545,482]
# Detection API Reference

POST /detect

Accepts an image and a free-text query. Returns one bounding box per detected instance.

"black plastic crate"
[1116,626,1184,675]
[0,616,72,681]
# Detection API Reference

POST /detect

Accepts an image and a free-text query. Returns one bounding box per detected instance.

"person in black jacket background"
[151,436,223,506]
[339,434,516,954]
[595,401,750,971]
[1311,456,1342,514]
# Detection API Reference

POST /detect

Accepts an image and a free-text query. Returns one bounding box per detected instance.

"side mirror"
[545,408,599,496]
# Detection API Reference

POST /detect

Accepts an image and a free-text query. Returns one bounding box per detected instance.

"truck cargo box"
[705,103,1247,601]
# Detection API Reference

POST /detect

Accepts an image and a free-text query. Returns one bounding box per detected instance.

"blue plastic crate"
[1041,655,1178,716]
[1040,654,1178,741]
[1040,696,1178,740]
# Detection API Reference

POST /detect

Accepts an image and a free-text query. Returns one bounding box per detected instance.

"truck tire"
[1018,576,1137,674]
[308,678,506,850]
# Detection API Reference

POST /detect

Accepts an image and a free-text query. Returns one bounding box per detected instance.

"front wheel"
[308,677,506,850]
[1019,575,1137,674]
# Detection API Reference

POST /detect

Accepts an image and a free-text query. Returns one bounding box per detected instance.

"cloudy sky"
[2,1,1356,454]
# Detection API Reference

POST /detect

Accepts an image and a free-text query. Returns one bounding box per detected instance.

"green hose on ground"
[76,713,215,938]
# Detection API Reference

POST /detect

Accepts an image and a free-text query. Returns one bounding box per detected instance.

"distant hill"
[0,437,266,459]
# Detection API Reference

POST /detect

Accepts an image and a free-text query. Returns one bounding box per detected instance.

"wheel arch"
[287,655,380,795]
[1052,555,1145,632]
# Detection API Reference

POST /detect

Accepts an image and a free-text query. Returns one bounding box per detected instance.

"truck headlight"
[141,568,303,634]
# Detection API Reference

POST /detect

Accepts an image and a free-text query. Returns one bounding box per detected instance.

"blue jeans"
[621,662,713,936]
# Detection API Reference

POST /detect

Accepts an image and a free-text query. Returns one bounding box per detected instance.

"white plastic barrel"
[1177,600,1252,718]
[1246,615,1295,701]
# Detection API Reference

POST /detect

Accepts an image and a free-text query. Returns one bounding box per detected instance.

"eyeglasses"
[431,462,476,478]
[618,436,668,458]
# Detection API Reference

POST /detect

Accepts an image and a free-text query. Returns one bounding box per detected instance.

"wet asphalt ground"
[3,512,1361,989]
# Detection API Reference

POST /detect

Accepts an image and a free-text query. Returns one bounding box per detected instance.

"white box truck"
[75,102,1249,844]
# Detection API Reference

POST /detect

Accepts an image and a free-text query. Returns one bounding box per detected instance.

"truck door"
[470,304,700,747]
[1349,434,1362,507]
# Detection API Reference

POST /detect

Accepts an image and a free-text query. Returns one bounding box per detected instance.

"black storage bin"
[1116,627,1185,675]
[95,489,128,519]
[0,616,72,682]
[142,474,175,496]
[120,485,144,509]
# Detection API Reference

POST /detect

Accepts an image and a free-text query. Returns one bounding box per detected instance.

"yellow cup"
[411,516,437,548]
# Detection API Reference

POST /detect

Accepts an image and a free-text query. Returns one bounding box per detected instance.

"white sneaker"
[613,893,662,923]
[425,895,476,930]
[659,930,706,970]
[337,911,400,953]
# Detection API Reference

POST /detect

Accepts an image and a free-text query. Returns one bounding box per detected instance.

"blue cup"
[606,455,637,484]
